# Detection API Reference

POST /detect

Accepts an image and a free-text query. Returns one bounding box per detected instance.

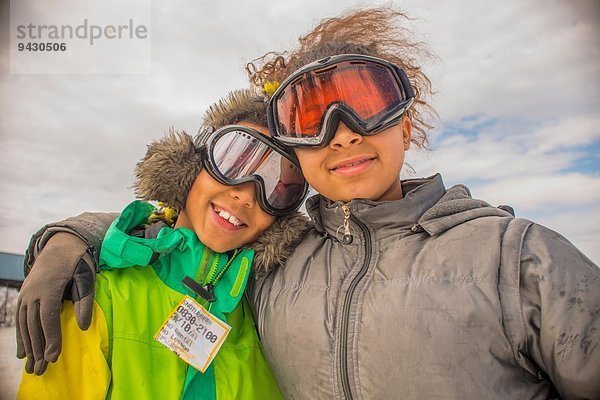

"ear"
[134,130,203,211]
[402,116,412,150]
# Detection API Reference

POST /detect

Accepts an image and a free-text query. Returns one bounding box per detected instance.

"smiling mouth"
[213,204,246,227]
[330,156,376,173]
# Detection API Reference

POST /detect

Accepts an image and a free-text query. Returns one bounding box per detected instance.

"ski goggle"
[198,125,309,216]
[267,54,415,148]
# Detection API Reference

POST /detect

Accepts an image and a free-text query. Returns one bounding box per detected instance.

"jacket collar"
[250,174,514,272]
[306,174,446,239]
[306,173,513,240]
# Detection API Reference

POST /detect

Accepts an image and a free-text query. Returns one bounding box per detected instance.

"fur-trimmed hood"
[133,89,268,212]
[134,130,202,212]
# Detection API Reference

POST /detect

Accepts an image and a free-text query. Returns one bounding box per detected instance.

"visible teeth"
[339,159,366,169]
[218,209,243,226]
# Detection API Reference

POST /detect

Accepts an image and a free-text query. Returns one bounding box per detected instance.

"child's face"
[294,117,412,202]
[177,124,276,253]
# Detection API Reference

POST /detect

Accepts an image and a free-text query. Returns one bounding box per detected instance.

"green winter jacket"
[18,200,283,400]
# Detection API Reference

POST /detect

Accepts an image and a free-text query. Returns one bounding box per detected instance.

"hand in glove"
[16,232,96,375]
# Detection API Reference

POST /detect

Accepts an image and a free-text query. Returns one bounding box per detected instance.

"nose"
[228,181,257,208]
[329,122,363,149]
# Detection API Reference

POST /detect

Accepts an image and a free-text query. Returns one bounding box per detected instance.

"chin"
[326,190,377,203]
[203,239,235,253]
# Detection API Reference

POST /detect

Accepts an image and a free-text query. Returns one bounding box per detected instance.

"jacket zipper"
[338,204,372,400]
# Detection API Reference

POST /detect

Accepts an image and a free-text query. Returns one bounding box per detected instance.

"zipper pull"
[336,203,354,244]
[411,224,424,233]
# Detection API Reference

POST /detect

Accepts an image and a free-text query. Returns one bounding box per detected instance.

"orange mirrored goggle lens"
[275,61,403,138]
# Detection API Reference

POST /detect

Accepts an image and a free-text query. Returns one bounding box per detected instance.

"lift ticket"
[154,296,231,372]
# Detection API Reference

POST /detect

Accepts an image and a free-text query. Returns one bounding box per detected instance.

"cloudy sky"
[0,0,599,264]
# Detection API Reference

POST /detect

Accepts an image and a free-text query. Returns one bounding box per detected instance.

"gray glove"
[16,232,96,375]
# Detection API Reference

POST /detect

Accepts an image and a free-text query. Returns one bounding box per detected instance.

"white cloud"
[524,115,600,152]
[471,173,600,211]
[525,203,600,266]
[407,114,600,182]
[420,0,600,121]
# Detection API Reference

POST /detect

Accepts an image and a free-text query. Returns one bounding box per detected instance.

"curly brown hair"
[246,7,436,148]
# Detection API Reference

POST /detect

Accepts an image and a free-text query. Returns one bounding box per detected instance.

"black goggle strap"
[393,64,414,100]
[194,125,216,149]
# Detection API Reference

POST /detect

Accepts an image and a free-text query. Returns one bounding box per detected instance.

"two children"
[18,7,600,400]
[17,89,308,399]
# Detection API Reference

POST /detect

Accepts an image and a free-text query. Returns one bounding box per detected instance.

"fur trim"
[202,89,266,128]
[134,129,202,211]
[134,89,261,211]
[250,211,312,274]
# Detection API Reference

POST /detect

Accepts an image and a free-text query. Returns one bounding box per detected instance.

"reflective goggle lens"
[276,60,404,139]
[207,128,306,214]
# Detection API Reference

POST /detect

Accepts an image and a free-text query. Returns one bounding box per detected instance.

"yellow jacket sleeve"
[17,301,111,400]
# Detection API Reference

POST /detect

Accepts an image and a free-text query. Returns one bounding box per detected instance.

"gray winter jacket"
[251,174,600,399]
[24,175,600,399]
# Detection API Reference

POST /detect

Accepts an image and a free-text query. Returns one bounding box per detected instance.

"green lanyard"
[205,249,239,287]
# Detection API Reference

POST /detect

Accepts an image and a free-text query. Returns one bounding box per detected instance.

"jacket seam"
[372,276,496,285]
[515,221,532,358]
[498,218,535,374]
[264,283,331,291]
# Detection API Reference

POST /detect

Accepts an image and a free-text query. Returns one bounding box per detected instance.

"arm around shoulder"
[25,212,119,273]
[16,212,118,375]
[519,222,600,399]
